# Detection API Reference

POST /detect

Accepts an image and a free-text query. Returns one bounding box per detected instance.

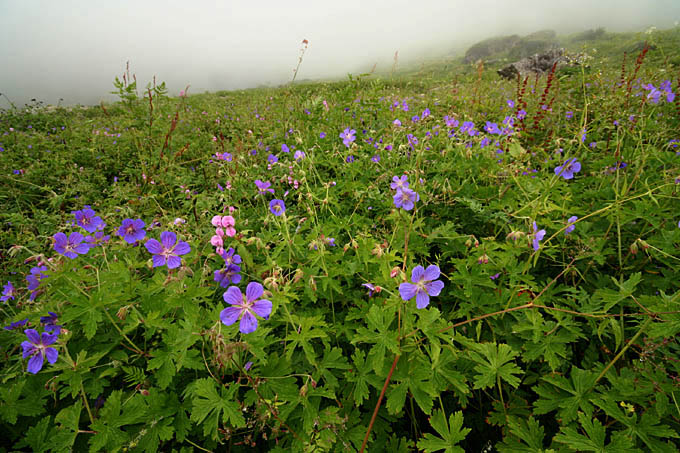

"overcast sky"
[1,0,679,107]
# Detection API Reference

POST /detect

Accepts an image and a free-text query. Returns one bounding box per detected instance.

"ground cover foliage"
[1,28,680,452]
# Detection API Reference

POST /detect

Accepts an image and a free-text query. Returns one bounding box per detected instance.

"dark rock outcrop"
[497,48,564,80]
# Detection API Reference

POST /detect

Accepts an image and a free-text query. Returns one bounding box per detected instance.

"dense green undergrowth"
[1,27,680,452]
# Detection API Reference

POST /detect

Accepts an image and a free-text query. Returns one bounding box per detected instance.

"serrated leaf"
[417,410,470,453]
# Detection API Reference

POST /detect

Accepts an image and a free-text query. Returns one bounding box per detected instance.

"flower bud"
[390,266,400,278]
[478,254,489,264]
[293,268,304,284]
[630,241,639,255]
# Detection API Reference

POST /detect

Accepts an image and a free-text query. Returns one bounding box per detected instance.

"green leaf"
[189,378,245,440]
[468,342,522,389]
[417,410,470,453]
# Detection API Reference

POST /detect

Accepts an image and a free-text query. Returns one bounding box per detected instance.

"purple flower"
[1,281,16,303]
[391,175,409,190]
[484,122,500,134]
[21,329,58,374]
[267,154,278,164]
[393,119,402,127]
[269,199,286,216]
[26,266,48,295]
[117,219,146,244]
[531,222,546,251]
[255,179,275,195]
[362,283,377,297]
[507,100,515,108]
[565,111,573,119]
[214,264,242,287]
[517,110,527,120]
[144,231,191,269]
[220,247,242,266]
[4,318,28,331]
[319,132,326,139]
[281,144,290,153]
[85,231,110,248]
[73,208,104,233]
[294,150,305,160]
[371,154,380,162]
[399,265,445,309]
[346,155,355,163]
[220,282,272,334]
[40,311,62,335]
[565,216,578,235]
[53,232,90,259]
[554,158,581,179]
[393,188,419,211]
[490,273,500,280]
[339,128,356,147]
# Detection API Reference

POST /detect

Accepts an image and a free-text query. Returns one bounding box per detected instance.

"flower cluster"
[210,215,236,255]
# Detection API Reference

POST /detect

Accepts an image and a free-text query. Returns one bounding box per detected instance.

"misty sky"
[1,0,679,107]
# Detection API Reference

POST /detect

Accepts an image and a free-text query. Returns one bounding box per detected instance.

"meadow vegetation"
[1,26,680,452]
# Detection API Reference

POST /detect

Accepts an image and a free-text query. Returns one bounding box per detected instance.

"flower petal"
[220,306,241,326]
[415,290,430,309]
[211,215,222,227]
[160,231,177,250]
[145,239,163,255]
[239,311,258,334]
[410,265,425,283]
[166,255,182,269]
[24,328,40,344]
[425,280,445,297]
[251,299,272,319]
[45,347,58,364]
[223,286,243,306]
[41,332,58,346]
[399,283,417,301]
[173,241,191,256]
[422,265,440,281]
[21,341,35,358]
[27,353,44,374]
[245,282,264,303]
[152,254,166,267]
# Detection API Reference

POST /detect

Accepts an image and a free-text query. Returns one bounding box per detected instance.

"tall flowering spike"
[220,282,272,334]
[554,158,581,179]
[53,232,90,259]
[73,208,104,233]
[21,329,58,374]
[144,231,191,269]
[399,265,445,309]
[269,199,286,216]
[117,219,146,244]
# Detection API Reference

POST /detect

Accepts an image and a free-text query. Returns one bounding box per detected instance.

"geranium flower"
[390,175,409,190]
[73,208,104,233]
[554,158,581,179]
[399,265,445,309]
[144,231,191,269]
[220,282,272,334]
[393,188,419,211]
[117,219,146,244]
[339,128,356,147]
[565,216,578,235]
[1,281,17,303]
[269,199,286,216]
[531,222,546,251]
[255,179,275,195]
[53,232,89,259]
[214,265,241,287]
[21,329,58,374]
